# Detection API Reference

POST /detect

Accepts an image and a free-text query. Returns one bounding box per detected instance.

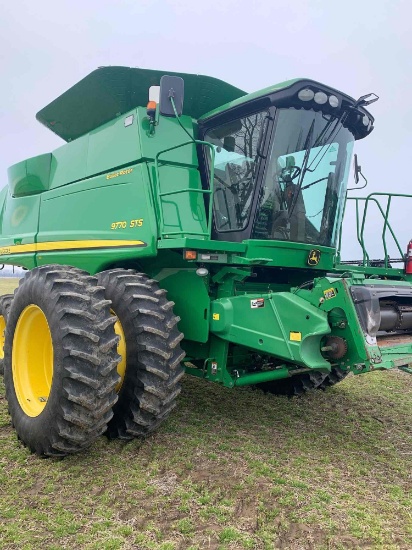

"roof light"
[362,115,369,126]
[314,92,328,105]
[298,88,314,102]
[329,95,339,108]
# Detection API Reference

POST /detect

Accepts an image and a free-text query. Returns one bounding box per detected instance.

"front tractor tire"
[97,269,185,440]
[4,266,120,457]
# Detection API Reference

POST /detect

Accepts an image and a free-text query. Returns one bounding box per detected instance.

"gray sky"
[1,0,411,261]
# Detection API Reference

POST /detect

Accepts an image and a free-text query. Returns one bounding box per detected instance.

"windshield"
[252,108,354,247]
[204,110,269,232]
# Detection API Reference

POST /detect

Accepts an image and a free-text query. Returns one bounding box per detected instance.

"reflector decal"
[0,239,146,256]
[323,288,337,300]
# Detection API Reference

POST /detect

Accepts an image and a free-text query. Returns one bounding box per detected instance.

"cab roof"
[36,66,246,142]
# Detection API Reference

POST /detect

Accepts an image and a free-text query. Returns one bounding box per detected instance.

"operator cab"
[199,80,375,247]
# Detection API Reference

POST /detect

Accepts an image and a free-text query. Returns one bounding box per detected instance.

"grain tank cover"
[36,66,246,142]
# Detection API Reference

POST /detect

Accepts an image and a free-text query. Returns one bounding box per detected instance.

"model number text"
[111,219,144,230]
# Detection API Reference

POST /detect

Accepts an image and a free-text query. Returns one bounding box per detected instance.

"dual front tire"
[3,266,184,456]
[97,269,185,440]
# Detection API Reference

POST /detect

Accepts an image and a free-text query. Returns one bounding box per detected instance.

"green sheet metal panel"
[49,135,88,189]
[49,109,142,190]
[46,107,197,192]
[36,67,246,142]
[36,164,157,273]
[0,188,40,269]
[243,240,336,271]
[8,154,52,197]
[154,268,211,343]
[210,292,331,369]
[0,190,40,246]
[87,109,142,177]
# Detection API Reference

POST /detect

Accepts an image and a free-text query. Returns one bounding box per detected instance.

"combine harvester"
[1,67,411,456]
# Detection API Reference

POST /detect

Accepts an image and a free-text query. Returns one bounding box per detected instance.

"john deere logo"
[308,249,321,266]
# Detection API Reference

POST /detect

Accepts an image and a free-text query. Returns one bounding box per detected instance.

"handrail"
[345,192,412,267]
[154,140,215,239]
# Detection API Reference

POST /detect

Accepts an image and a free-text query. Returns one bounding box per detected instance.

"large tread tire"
[0,294,13,376]
[258,370,328,397]
[97,268,185,440]
[318,367,349,390]
[4,265,120,457]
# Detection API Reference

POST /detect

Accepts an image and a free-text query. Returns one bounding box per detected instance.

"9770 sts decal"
[111,219,144,230]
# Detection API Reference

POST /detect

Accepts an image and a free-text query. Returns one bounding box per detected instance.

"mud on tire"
[4,265,120,457]
[0,294,13,376]
[97,269,185,440]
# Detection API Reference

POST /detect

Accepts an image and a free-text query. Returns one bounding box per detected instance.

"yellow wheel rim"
[111,309,126,392]
[0,314,6,360]
[12,305,54,417]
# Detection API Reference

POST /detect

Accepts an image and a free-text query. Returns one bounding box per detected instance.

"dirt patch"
[276,523,327,550]
[148,472,179,495]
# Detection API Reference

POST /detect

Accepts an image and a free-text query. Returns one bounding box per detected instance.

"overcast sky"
[1,0,411,261]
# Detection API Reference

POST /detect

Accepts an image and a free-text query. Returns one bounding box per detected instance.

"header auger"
[1,66,411,456]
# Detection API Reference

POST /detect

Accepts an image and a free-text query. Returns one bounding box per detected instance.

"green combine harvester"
[1,66,411,456]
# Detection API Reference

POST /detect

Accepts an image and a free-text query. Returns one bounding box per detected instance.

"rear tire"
[318,367,349,390]
[258,370,328,397]
[97,269,185,440]
[0,294,13,376]
[4,265,120,457]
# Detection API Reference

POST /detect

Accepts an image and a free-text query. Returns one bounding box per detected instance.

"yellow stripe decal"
[0,240,146,256]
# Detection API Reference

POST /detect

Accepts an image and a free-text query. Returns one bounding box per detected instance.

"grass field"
[0,278,19,295]
[0,278,411,549]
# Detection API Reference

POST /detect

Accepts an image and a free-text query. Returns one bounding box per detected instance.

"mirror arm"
[347,170,368,191]
[170,96,196,143]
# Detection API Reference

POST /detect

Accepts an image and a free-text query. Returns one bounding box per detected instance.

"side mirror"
[354,154,361,184]
[348,153,367,191]
[159,75,184,117]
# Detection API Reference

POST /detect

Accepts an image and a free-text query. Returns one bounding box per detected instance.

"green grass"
[1,372,411,549]
[0,278,411,548]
